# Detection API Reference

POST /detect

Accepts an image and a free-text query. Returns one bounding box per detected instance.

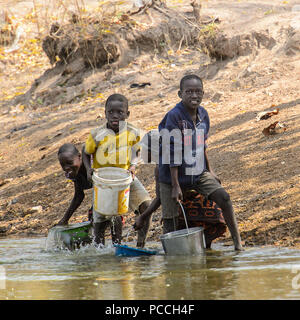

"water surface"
[0,237,300,300]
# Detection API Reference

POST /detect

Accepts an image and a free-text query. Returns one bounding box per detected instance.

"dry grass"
[0,0,133,41]
[30,0,132,37]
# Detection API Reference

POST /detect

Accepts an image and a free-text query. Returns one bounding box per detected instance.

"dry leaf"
[262,121,287,136]
[48,132,62,139]
[256,108,279,121]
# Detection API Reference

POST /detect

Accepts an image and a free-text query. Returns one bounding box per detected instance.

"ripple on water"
[1,238,300,299]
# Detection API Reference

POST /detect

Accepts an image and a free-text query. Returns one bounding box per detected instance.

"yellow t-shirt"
[85,122,141,170]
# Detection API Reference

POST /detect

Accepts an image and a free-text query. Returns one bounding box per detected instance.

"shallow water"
[0,237,300,300]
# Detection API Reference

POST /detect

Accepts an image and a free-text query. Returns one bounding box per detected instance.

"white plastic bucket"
[92,167,132,216]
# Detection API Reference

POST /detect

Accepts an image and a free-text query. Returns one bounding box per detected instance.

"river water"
[0,237,300,300]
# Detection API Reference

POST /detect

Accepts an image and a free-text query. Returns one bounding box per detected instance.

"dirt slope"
[0,0,300,248]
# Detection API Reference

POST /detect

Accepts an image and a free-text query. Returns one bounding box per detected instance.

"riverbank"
[0,0,300,248]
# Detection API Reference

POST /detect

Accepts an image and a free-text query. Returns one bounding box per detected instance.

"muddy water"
[0,237,300,300]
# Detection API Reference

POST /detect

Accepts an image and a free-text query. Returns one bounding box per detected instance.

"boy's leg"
[111,216,123,244]
[163,217,178,234]
[129,177,152,248]
[135,200,152,248]
[93,221,110,245]
[88,206,93,222]
[159,183,179,234]
[194,171,243,250]
[208,188,243,251]
[92,209,111,246]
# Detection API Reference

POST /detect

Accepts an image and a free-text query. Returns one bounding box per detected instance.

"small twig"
[130,0,168,16]
[145,9,154,25]
[153,4,171,18]
[153,3,203,32]
[128,3,148,16]
[159,70,171,80]
[32,0,41,36]
[177,35,184,52]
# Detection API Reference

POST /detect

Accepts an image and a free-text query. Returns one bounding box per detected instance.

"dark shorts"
[159,171,223,219]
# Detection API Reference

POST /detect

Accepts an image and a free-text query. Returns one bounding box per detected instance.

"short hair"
[57,143,80,157]
[105,93,128,110]
[180,74,203,91]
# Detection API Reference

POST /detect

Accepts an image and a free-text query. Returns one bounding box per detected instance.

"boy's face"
[58,153,81,180]
[178,78,204,112]
[105,100,130,132]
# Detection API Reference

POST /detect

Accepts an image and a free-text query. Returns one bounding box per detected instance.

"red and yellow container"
[92,167,132,216]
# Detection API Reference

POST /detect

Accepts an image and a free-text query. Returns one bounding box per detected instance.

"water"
[1,237,300,300]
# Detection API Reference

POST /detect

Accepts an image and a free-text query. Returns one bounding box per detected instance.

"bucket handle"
[178,202,190,235]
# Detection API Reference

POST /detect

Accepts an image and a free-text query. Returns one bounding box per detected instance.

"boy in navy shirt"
[158,75,243,251]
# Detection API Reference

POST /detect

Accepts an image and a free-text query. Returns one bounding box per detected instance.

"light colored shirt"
[85,122,141,170]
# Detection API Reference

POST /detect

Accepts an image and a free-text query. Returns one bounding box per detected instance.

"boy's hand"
[171,184,183,203]
[128,165,136,180]
[54,218,68,227]
[133,214,146,230]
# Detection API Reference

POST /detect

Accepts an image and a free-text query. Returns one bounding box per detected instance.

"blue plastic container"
[114,244,157,257]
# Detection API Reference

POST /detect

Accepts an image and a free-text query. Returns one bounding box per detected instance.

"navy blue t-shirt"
[158,102,210,187]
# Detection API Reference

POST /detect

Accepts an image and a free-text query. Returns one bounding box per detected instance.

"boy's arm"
[56,183,85,226]
[129,130,142,179]
[202,110,220,182]
[134,166,161,230]
[128,147,140,179]
[84,132,97,181]
[204,148,221,184]
[134,198,161,230]
[160,111,183,202]
[82,146,93,182]
[170,166,183,202]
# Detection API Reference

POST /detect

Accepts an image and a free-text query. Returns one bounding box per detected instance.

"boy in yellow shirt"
[84,93,152,247]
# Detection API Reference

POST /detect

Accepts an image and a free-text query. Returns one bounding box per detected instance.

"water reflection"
[1,238,300,300]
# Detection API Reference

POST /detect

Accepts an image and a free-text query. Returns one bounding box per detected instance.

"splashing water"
[45,226,71,251]
[45,221,93,251]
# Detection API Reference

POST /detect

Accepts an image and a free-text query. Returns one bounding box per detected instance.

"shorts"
[160,171,223,219]
[93,176,151,223]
